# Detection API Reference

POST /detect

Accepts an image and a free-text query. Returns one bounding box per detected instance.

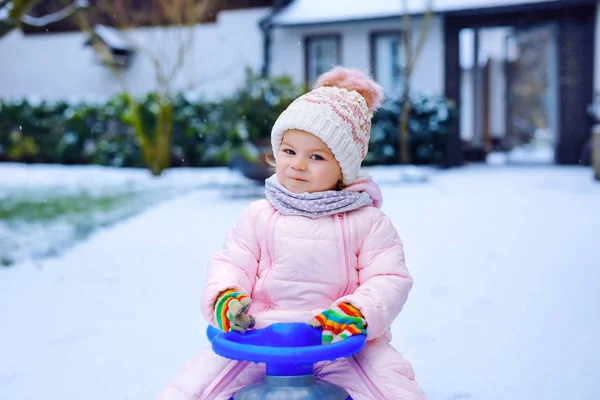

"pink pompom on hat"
[271,66,384,185]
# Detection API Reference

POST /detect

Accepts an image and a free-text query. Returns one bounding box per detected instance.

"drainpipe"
[254,1,281,171]
[260,15,273,78]
[260,0,289,78]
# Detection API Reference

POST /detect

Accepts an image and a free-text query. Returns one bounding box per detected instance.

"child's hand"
[308,302,367,344]
[215,291,256,333]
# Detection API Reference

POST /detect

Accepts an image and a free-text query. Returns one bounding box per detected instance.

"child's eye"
[283,149,295,155]
[311,154,324,161]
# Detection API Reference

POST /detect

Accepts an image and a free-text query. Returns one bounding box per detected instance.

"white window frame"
[371,31,405,96]
[304,34,341,86]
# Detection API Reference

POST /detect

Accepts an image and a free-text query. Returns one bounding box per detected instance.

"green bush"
[0,97,140,166]
[229,68,307,144]
[368,94,457,166]
[183,68,306,166]
[0,75,454,168]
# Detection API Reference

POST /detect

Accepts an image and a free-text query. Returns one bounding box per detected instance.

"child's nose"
[292,158,307,171]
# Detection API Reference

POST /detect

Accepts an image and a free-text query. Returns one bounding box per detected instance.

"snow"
[1,163,599,400]
[0,1,14,21]
[93,25,132,52]
[0,162,239,192]
[0,163,246,265]
[271,0,563,26]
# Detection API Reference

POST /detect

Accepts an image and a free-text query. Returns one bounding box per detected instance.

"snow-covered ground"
[0,163,247,265]
[0,164,599,400]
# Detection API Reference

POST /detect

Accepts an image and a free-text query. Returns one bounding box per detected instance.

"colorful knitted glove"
[308,302,367,344]
[215,290,255,333]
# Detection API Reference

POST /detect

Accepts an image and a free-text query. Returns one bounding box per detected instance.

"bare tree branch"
[7,0,36,21]
[407,0,433,76]
[62,0,129,89]
[21,0,88,27]
[184,59,239,91]
[64,0,221,175]
[398,0,435,164]
[401,0,413,70]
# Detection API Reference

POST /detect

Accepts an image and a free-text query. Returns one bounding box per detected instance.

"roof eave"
[271,13,427,28]
[272,0,598,28]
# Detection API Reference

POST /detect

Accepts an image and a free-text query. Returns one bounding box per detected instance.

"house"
[0,0,284,102]
[1,0,597,167]
[263,0,599,166]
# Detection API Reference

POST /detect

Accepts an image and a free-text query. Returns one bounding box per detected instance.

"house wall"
[270,16,445,98]
[269,18,517,145]
[0,7,271,102]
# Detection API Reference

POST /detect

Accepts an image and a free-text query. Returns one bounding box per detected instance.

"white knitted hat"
[271,66,384,185]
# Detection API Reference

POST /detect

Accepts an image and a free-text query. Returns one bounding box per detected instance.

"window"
[371,32,404,95]
[305,35,341,86]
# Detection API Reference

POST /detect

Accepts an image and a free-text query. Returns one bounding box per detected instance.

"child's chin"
[287,186,310,194]
[284,181,312,194]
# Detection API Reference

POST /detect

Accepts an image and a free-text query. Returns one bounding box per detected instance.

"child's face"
[276,129,342,193]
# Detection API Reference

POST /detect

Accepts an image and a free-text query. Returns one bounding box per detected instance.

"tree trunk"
[398,91,412,165]
[153,97,173,176]
[593,124,600,181]
[124,94,173,177]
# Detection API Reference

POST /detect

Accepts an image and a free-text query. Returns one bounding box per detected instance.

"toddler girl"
[157,66,427,400]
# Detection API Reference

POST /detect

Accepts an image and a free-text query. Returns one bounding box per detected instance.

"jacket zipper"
[205,361,248,400]
[338,213,351,297]
[339,215,387,399]
[262,209,278,307]
[351,355,389,400]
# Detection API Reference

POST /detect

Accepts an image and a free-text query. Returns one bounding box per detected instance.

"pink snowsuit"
[157,183,427,400]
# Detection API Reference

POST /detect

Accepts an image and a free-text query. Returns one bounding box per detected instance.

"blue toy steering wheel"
[206,322,366,399]
[207,322,365,375]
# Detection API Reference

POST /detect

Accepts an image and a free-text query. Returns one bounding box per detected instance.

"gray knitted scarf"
[264,175,373,218]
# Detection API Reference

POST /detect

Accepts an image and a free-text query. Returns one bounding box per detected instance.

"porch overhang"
[443,0,597,166]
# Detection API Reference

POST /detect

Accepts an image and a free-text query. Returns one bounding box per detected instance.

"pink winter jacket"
[200,186,413,342]
[156,180,426,399]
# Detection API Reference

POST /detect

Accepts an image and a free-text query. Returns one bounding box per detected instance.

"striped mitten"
[308,302,367,344]
[215,290,255,333]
